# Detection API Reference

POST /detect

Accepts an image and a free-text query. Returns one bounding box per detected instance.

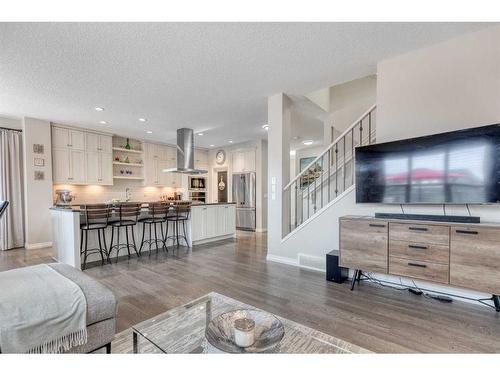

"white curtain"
[0,129,24,250]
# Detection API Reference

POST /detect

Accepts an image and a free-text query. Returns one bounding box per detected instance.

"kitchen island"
[50,202,236,269]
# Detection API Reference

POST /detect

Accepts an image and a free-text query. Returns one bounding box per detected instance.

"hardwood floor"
[2,231,499,353]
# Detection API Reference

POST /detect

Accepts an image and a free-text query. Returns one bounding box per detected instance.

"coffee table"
[131,292,369,353]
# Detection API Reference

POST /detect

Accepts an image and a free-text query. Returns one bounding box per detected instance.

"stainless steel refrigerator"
[232,172,256,231]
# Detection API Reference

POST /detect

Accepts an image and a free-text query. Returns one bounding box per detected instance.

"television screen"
[355,124,500,204]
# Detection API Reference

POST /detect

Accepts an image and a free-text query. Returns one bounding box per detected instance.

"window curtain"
[0,129,24,250]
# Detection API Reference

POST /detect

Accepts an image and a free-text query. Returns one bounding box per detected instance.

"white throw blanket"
[0,264,87,353]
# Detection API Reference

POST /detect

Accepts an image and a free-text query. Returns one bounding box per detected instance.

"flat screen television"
[355,124,500,204]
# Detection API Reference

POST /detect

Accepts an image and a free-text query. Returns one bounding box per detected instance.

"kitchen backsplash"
[53,179,182,205]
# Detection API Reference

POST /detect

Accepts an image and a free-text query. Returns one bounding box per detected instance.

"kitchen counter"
[49,201,236,269]
[50,201,236,212]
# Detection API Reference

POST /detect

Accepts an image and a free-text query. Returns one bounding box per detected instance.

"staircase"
[283,104,377,238]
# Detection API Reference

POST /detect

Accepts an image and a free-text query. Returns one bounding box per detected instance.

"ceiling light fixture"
[262,124,269,131]
[94,107,104,111]
[99,121,107,125]
[146,130,153,134]
[302,140,313,146]
[210,144,215,147]
[228,140,233,143]
[139,118,147,122]
[198,133,204,136]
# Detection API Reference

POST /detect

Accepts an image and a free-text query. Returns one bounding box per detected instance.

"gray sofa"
[47,263,117,353]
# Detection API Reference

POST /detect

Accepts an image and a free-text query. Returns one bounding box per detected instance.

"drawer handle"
[456,229,478,235]
[409,227,428,232]
[369,223,385,228]
[408,262,427,268]
[408,245,428,250]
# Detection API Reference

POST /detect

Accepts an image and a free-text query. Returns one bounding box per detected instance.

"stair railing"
[283,104,376,237]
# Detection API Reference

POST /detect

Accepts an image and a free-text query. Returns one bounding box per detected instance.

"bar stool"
[80,204,110,270]
[138,201,169,256]
[165,202,191,248]
[108,202,141,262]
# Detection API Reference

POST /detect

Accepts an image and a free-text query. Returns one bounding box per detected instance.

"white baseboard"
[25,241,52,250]
[266,254,298,266]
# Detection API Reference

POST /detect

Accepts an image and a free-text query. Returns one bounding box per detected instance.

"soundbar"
[374,212,480,223]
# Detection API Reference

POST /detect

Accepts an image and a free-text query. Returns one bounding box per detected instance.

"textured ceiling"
[0,22,493,147]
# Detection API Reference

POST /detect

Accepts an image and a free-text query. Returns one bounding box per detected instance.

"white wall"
[22,117,53,248]
[324,75,377,143]
[377,25,500,143]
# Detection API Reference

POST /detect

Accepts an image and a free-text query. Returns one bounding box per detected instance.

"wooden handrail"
[284,104,376,191]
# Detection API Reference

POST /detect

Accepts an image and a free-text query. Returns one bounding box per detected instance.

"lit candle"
[233,318,256,348]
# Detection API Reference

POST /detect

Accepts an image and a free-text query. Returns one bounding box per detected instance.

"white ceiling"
[0,22,493,148]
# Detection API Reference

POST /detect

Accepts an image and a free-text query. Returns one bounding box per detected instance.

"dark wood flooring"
[1,231,499,353]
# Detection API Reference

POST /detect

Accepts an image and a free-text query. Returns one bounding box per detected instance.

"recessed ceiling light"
[146,130,153,134]
[302,140,313,146]
[99,121,107,125]
[262,124,269,131]
[228,140,233,143]
[139,118,147,122]
[210,144,215,147]
[198,133,204,136]
[94,107,104,111]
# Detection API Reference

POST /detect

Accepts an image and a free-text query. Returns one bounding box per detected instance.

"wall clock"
[215,150,226,165]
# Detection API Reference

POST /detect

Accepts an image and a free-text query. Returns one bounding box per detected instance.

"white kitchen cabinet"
[100,153,113,185]
[231,149,256,173]
[194,149,208,169]
[52,127,70,149]
[86,133,112,153]
[52,125,112,185]
[86,152,99,184]
[70,150,86,183]
[86,152,113,185]
[53,149,85,184]
[53,148,70,183]
[191,204,236,244]
[191,206,207,242]
[52,126,85,150]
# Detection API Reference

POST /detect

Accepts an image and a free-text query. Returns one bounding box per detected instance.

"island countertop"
[50,201,236,212]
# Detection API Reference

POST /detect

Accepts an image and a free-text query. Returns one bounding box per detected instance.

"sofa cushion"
[48,263,116,325]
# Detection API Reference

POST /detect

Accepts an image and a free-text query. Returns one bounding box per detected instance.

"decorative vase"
[125,138,131,150]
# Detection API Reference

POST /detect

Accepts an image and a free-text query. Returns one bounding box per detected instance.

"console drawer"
[389,257,449,284]
[389,239,449,264]
[340,219,388,273]
[389,222,449,245]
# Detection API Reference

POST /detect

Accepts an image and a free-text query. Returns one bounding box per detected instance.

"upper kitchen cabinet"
[144,142,179,187]
[52,126,85,150]
[86,132,112,153]
[146,142,170,160]
[86,152,113,185]
[52,125,113,185]
[53,148,86,184]
[194,149,209,170]
[231,149,256,173]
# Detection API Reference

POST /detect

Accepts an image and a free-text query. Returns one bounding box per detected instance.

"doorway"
[217,171,228,203]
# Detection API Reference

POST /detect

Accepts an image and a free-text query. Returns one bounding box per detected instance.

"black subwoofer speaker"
[326,250,348,284]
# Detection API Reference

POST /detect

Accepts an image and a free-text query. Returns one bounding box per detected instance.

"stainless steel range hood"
[162,128,207,174]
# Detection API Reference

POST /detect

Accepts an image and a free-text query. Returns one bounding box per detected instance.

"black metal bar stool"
[80,204,110,270]
[165,202,191,249]
[138,201,169,256]
[108,202,141,262]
